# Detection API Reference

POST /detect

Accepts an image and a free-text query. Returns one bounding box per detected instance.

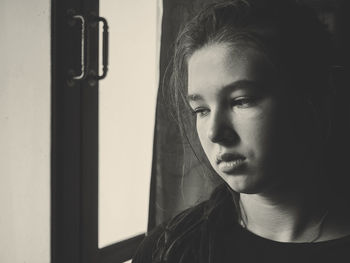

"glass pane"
[99,0,161,248]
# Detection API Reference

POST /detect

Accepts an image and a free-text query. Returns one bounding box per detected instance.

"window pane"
[98,0,161,248]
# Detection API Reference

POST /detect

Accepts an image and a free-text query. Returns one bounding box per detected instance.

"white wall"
[0,0,50,262]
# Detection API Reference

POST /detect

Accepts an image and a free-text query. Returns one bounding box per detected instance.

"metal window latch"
[66,11,109,84]
[95,16,109,80]
[72,14,86,80]
[66,10,88,83]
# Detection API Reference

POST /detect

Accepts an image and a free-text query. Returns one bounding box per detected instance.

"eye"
[192,107,210,117]
[231,97,257,109]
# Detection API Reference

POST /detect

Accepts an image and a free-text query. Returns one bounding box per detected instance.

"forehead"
[187,44,274,96]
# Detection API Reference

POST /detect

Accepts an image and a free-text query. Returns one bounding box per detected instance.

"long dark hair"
[155,0,345,262]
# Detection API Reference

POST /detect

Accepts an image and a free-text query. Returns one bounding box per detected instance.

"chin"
[222,174,265,194]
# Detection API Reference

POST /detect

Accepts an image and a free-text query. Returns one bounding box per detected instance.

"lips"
[216,153,246,174]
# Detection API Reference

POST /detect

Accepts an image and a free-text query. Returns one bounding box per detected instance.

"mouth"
[216,153,246,174]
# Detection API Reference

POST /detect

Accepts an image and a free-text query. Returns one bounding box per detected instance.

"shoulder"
[132,184,237,263]
[132,200,210,263]
[132,222,166,263]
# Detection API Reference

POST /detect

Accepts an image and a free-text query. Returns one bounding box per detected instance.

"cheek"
[235,101,281,156]
[195,119,218,168]
[196,120,210,152]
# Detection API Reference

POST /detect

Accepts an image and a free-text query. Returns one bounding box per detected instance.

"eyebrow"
[187,93,203,102]
[187,80,260,102]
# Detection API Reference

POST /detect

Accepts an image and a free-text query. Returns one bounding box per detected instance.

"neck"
[239,182,327,242]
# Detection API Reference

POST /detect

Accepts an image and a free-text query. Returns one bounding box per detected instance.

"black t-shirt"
[133,185,350,263]
[233,224,350,263]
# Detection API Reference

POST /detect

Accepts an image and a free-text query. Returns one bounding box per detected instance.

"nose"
[207,109,238,145]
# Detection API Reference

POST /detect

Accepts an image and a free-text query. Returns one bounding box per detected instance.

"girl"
[133,0,350,262]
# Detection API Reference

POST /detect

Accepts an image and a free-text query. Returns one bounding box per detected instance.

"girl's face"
[187,43,303,194]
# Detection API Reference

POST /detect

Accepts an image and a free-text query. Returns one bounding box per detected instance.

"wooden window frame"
[51,0,146,262]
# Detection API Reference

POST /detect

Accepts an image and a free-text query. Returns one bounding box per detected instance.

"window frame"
[51,0,146,262]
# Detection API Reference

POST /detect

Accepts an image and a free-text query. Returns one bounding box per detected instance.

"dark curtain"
[148,0,350,231]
